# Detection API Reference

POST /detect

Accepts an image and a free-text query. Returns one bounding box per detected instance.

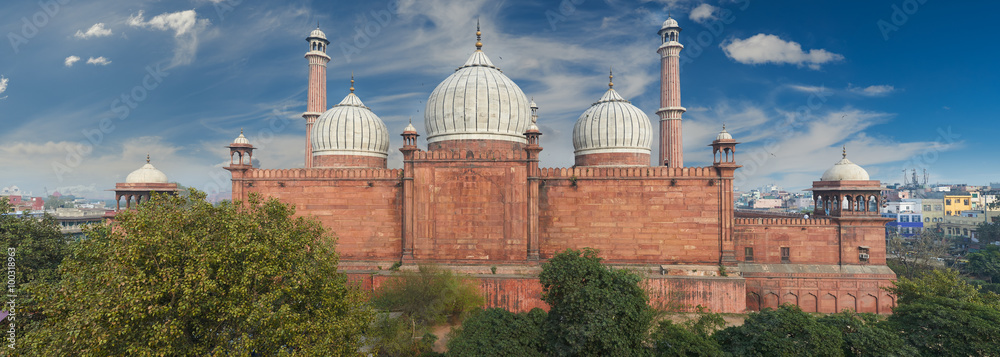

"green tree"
[0,198,69,334]
[713,305,844,357]
[975,221,1000,246]
[884,269,1000,356]
[650,312,725,357]
[966,245,1000,282]
[816,312,916,357]
[539,248,655,357]
[886,231,948,279]
[370,264,484,356]
[23,191,373,356]
[446,308,546,357]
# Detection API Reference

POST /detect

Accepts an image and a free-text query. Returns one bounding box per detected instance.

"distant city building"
[944,195,972,216]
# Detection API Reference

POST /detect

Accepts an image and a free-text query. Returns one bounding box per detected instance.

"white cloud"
[86,56,111,66]
[721,34,844,70]
[689,3,718,23]
[64,55,81,67]
[74,23,112,39]
[0,75,7,100]
[788,84,828,93]
[127,10,210,67]
[850,84,895,96]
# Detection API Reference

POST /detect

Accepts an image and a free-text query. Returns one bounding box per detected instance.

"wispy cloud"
[689,3,718,24]
[64,55,81,67]
[849,84,895,96]
[74,23,112,39]
[127,10,210,67]
[86,56,111,66]
[788,84,828,93]
[0,75,7,100]
[721,34,844,70]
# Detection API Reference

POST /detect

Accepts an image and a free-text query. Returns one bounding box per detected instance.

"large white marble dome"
[424,49,532,144]
[572,87,653,155]
[311,92,390,158]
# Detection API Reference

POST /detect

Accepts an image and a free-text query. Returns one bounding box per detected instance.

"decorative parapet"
[410,149,527,161]
[735,217,833,226]
[241,168,402,180]
[537,166,721,179]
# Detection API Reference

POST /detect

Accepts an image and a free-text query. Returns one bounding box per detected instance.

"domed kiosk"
[810,147,882,217]
[113,155,178,211]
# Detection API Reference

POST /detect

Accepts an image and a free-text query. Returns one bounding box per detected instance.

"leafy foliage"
[649,312,725,357]
[817,312,916,357]
[0,198,69,333]
[370,264,484,356]
[976,221,1000,246]
[886,231,948,279]
[884,269,1000,356]
[23,191,373,356]
[713,305,844,357]
[446,308,546,356]
[966,245,1000,282]
[539,248,655,356]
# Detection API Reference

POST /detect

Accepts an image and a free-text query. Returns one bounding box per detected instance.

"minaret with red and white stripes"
[656,17,685,167]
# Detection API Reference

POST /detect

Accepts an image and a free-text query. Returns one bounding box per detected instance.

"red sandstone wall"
[733,218,841,264]
[346,272,745,313]
[410,151,528,262]
[575,152,651,167]
[312,154,387,168]
[734,218,888,265]
[744,275,896,314]
[235,168,403,261]
[538,166,724,264]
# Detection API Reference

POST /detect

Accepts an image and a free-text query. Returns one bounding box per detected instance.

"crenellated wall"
[234,167,403,261]
[537,166,727,264]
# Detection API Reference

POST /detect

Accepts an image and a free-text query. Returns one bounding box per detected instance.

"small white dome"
[821,157,870,181]
[403,122,417,133]
[572,88,653,155]
[716,128,733,141]
[126,162,168,184]
[232,132,250,145]
[311,93,390,158]
[662,17,679,29]
[424,50,531,144]
[308,27,327,41]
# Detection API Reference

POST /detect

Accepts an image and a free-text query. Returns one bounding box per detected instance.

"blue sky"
[0,0,995,199]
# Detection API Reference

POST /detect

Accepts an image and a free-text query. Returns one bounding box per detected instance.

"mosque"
[212,18,896,313]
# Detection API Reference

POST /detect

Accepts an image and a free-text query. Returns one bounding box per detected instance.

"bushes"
[446,308,546,357]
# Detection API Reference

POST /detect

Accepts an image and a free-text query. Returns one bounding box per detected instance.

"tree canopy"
[539,248,655,356]
[24,191,373,356]
[713,304,844,357]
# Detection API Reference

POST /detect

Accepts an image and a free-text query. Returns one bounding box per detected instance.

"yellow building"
[944,195,972,216]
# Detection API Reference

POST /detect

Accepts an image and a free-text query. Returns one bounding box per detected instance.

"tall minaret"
[657,17,685,167]
[303,26,330,168]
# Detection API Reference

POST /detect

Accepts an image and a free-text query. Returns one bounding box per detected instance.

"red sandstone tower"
[657,18,684,167]
[303,27,330,168]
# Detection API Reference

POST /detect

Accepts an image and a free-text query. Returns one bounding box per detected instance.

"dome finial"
[722,122,726,130]
[475,19,482,50]
[240,127,244,135]
[350,71,355,93]
[408,116,412,124]
[842,145,847,159]
[608,66,614,89]
[146,153,150,164]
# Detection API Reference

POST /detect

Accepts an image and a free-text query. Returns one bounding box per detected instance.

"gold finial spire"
[842,145,847,159]
[240,127,244,135]
[146,153,150,163]
[722,123,726,130]
[475,19,482,50]
[350,71,355,93]
[408,116,412,124]
[608,66,614,89]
